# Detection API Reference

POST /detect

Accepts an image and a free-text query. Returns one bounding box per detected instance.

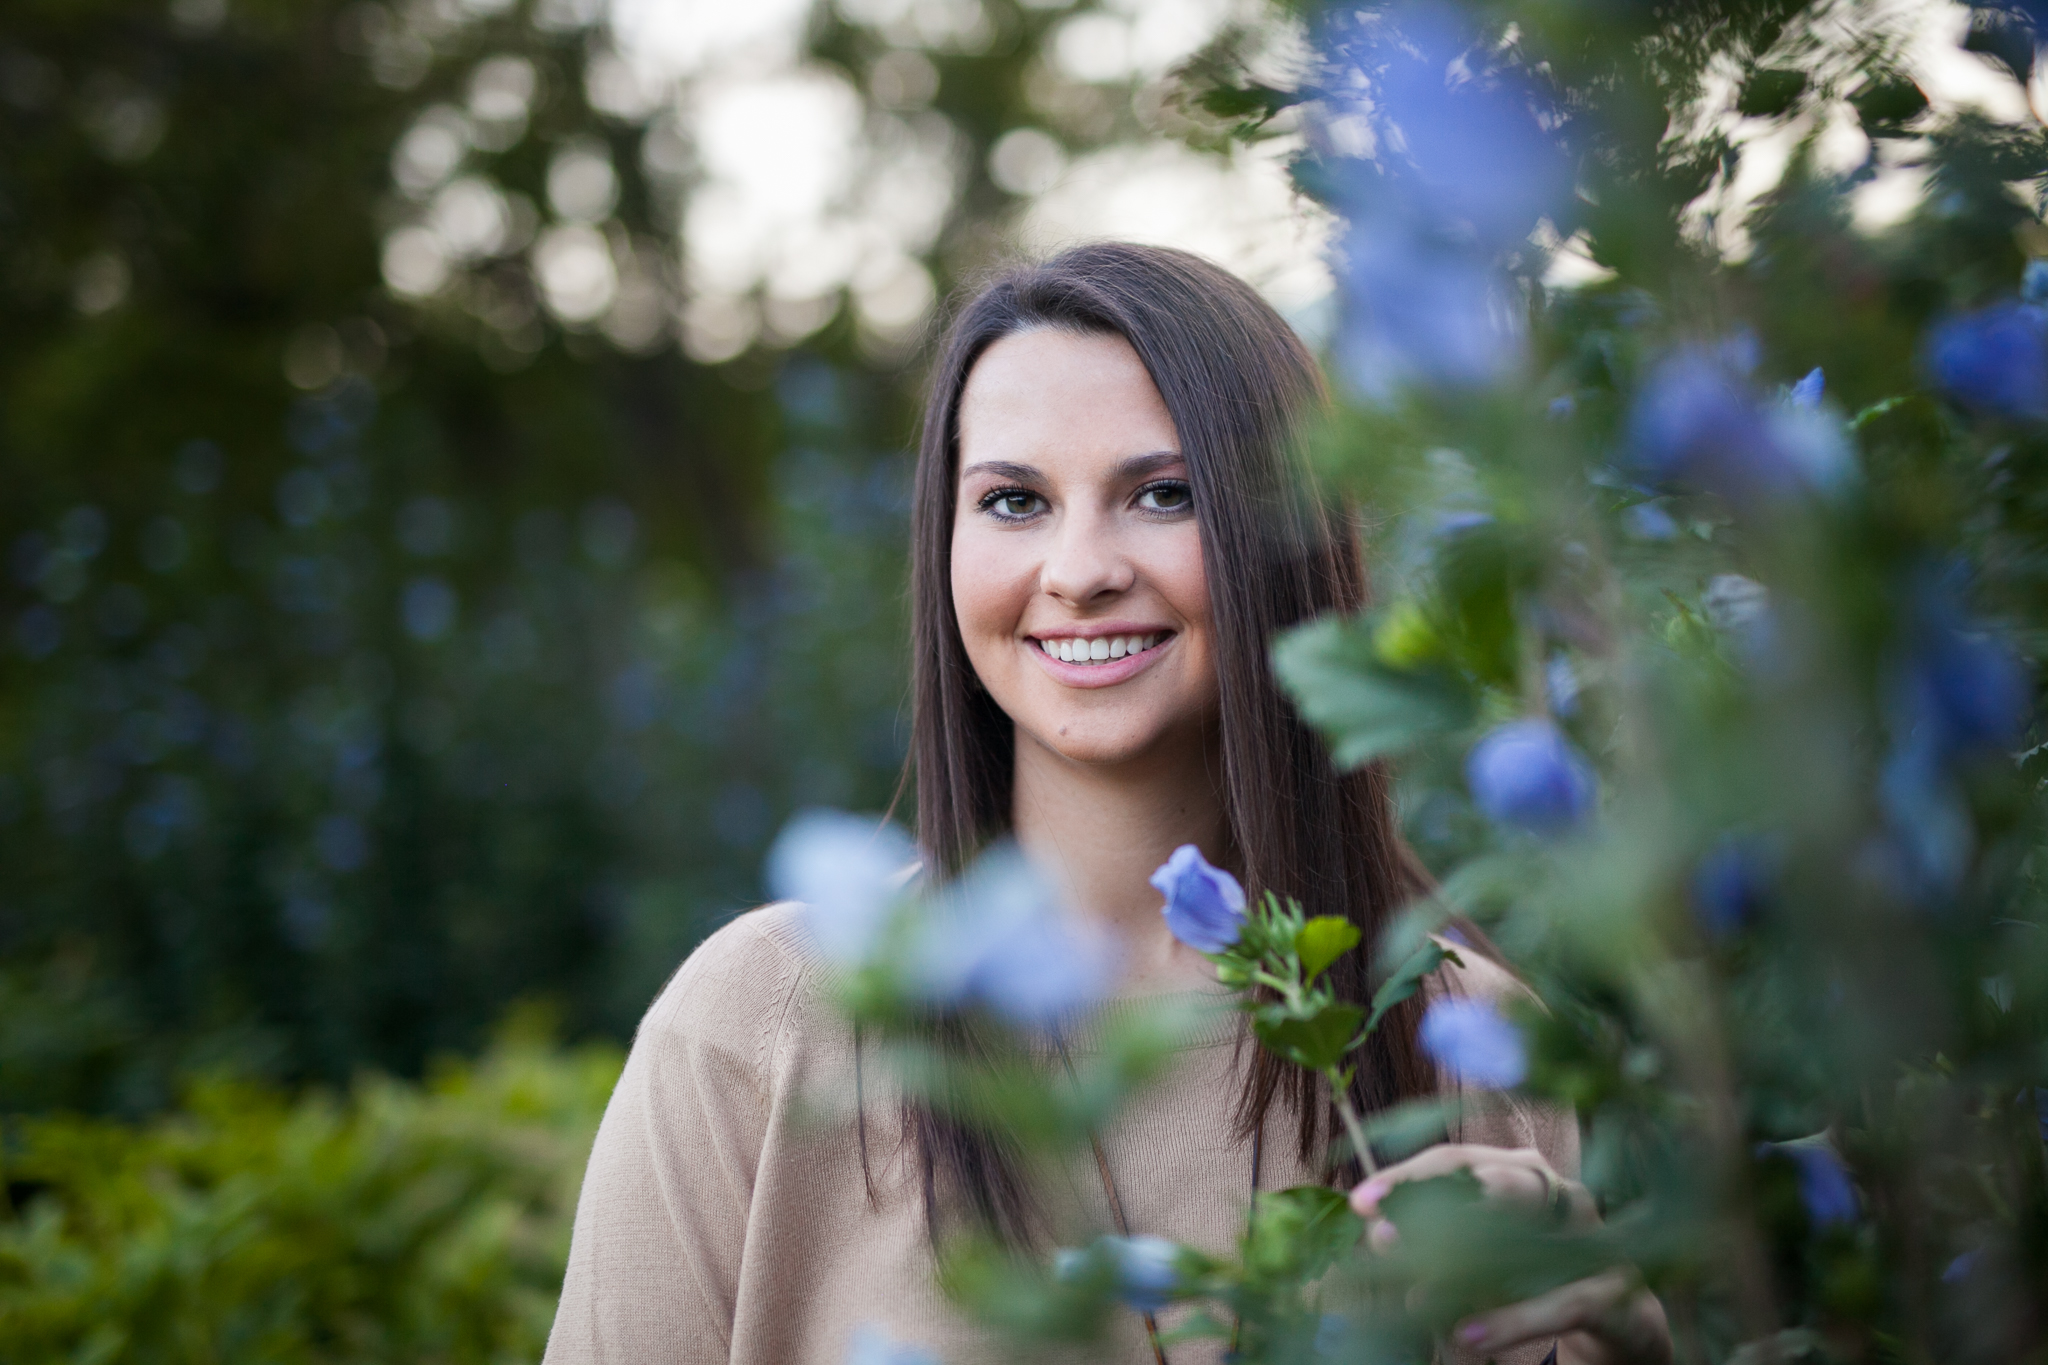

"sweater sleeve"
[544,909,812,1365]
[1428,939,1581,1180]
[1428,940,1582,1365]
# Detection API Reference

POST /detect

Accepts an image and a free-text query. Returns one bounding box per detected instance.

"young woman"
[544,244,1670,1365]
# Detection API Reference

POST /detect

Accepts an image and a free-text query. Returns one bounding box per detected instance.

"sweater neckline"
[1048,990,1244,1054]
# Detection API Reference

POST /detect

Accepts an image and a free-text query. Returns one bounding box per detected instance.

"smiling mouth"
[1033,632,1171,665]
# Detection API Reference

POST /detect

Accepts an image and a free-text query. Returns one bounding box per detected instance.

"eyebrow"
[958,450,1185,484]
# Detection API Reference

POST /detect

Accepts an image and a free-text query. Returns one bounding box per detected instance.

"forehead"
[955,328,1179,475]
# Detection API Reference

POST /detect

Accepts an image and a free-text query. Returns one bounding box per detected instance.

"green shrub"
[0,1018,620,1364]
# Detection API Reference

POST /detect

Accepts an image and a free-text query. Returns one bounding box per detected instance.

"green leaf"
[1357,1097,1462,1163]
[1295,917,1361,985]
[1242,1185,1362,1283]
[1197,84,1301,122]
[1252,1004,1365,1073]
[1271,618,1475,769]
[1363,941,1451,1039]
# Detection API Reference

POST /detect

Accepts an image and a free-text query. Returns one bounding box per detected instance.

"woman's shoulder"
[1424,931,1530,1008]
[635,901,839,1068]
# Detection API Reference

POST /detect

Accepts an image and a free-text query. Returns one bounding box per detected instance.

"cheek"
[1154,526,1212,630]
[949,522,1026,642]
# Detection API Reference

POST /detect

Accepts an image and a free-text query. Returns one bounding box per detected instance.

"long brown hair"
[904,242,1434,1240]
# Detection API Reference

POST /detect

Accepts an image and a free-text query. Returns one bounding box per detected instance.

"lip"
[1024,627,1176,689]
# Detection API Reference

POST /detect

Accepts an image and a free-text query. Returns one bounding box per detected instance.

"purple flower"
[1419,997,1527,1088]
[1151,844,1246,953]
[1760,1141,1858,1228]
[768,810,918,966]
[912,845,1118,1027]
[1926,302,2048,421]
[1465,719,1596,835]
[1942,1249,1981,1284]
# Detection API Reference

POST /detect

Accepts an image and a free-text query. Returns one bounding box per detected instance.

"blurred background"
[4,0,2042,1354]
[1,0,1341,1116]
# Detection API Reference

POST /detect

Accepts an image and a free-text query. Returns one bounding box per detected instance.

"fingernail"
[1355,1178,1389,1209]
[1459,1322,1490,1347]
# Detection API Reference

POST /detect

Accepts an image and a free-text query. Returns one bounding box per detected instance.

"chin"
[1016,713,1204,769]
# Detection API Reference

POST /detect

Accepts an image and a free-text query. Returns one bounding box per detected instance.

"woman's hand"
[1349,1144,1672,1365]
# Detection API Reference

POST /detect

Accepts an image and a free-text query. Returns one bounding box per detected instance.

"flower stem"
[1329,1072,1378,1178]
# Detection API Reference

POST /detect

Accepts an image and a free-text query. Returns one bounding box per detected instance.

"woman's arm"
[1349,945,1672,1365]
[1350,1144,1672,1365]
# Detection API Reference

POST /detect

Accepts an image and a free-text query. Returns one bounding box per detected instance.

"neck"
[1009,725,1232,996]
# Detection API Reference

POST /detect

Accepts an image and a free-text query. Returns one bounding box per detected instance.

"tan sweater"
[544,903,1577,1365]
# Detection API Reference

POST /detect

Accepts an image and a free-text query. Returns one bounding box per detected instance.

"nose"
[1039,509,1135,606]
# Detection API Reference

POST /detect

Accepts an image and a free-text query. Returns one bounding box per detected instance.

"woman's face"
[950,327,1218,768]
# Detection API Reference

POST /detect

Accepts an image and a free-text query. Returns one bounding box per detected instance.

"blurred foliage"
[815,2,2048,1362]
[0,0,1193,1112]
[0,1011,621,1362]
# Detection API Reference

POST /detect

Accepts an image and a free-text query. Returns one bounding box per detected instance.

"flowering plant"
[1153,843,1470,1175]
[785,0,2048,1359]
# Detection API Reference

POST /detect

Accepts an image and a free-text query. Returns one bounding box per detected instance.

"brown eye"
[1137,481,1192,513]
[980,488,1044,519]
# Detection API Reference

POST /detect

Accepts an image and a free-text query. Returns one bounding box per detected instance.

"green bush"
[0,1015,619,1363]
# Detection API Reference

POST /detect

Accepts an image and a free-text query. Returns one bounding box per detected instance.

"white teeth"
[1039,633,1170,664]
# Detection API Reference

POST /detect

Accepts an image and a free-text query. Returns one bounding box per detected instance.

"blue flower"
[1545,654,1581,719]
[1789,367,1825,408]
[1103,1235,1181,1313]
[1760,1141,1858,1228]
[1433,509,1495,538]
[1337,215,1524,393]
[1629,347,1812,502]
[1314,1313,1353,1359]
[1419,997,1527,1088]
[1888,572,2031,765]
[1347,3,1573,252]
[1941,1249,1981,1284]
[1690,836,1777,938]
[911,845,1118,1027]
[845,1325,939,1365]
[1621,501,1678,541]
[2026,258,2048,305]
[768,810,918,966]
[1151,844,1246,953]
[1925,301,2048,421]
[1465,719,1596,835]
[1702,573,1785,672]
[1904,627,2030,759]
